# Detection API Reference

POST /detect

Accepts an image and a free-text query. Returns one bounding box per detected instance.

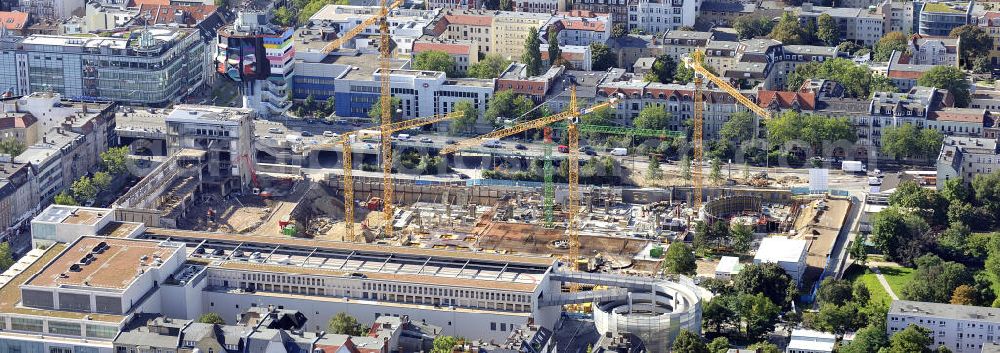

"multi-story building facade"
[627,0,700,34]
[18,0,81,20]
[613,34,664,71]
[0,160,34,242]
[978,12,1000,66]
[163,105,256,195]
[426,9,493,55]
[879,0,917,34]
[334,67,493,129]
[216,11,293,117]
[796,3,884,46]
[412,37,480,74]
[703,40,739,74]
[661,30,712,62]
[307,5,440,57]
[571,0,630,24]
[887,300,1000,353]
[907,35,959,66]
[938,135,1000,186]
[514,0,568,13]
[541,11,612,47]
[770,45,839,90]
[0,27,206,104]
[596,81,750,139]
[491,11,552,61]
[917,0,974,36]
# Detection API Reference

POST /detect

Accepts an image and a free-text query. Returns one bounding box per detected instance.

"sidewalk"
[870,265,900,300]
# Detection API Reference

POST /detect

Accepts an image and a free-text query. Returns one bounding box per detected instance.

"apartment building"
[978,12,1000,67]
[937,136,1000,187]
[613,34,664,71]
[0,11,30,35]
[307,4,440,56]
[0,160,34,242]
[627,0,700,34]
[661,30,712,62]
[541,11,612,47]
[796,3,884,46]
[163,105,256,195]
[18,0,81,20]
[878,0,917,34]
[491,11,552,60]
[885,51,940,91]
[571,0,630,24]
[426,9,493,55]
[917,0,975,36]
[596,81,750,139]
[887,300,1000,353]
[704,40,739,73]
[698,1,756,28]
[412,36,480,74]
[907,35,959,66]
[514,0,568,13]
[0,26,206,104]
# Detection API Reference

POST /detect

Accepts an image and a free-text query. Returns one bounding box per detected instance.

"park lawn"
[878,266,915,295]
[843,264,892,306]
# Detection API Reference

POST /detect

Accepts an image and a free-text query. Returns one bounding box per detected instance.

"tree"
[765,111,855,153]
[634,105,670,130]
[0,138,25,157]
[817,278,854,306]
[950,284,977,305]
[853,281,871,305]
[671,330,708,353]
[679,155,692,181]
[92,171,113,191]
[941,177,972,204]
[197,312,226,325]
[816,14,839,45]
[838,41,865,55]
[974,56,991,74]
[950,25,991,70]
[870,207,931,265]
[902,254,972,303]
[887,325,934,353]
[889,180,947,225]
[674,60,694,84]
[706,337,729,353]
[730,223,753,253]
[522,27,542,76]
[647,55,677,84]
[702,295,736,332]
[815,302,864,334]
[368,97,402,124]
[298,0,335,23]
[449,100,478,135]
[882,124,943,161]
[485,90,533,127]
[431,336,459,353]
[547,27,561,65]
[840,316,889,353]
[733,15,774,40]
[467,54,511,79]
[918,65,970,107]
[611,23,626,38]
[590,43,615,71]
[874,31,908,62]
[769,13,810,45]
[0,242,13,272]
[973,171,1000,214]
[272,6,293,26]
[646,157,662,180]
[663,242,696,275]
[101,146,130,175]
[328,312,364,336]
[54,191,78,206]
[732,262,794,307]
[734,293,782,339]
[72,177,98,202]
[709,157,723,184]
[413,50,457,76]
[785,58,896,98]
[719,112,754,143]
[746,342,780,353]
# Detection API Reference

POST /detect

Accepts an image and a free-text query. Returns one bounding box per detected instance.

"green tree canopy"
[902,254,972,303]
[522,27,542,76]
[590,43,616,71]
[887,325,934,353]
[950,25,992,70]
[671,330,708,353]
[72,177,98,203]
[647,55,677,84]
[368,97,402,124]
[468,54,512,79]
[785,58,896,97]
[449,100,478,135]
[765,110,855,152]
[634,105,670,130]
[747,342,780,353]
[431,336,459,353]
[485,90,534,127]
[768,13,811,44]
[101,146,130,175]
[706,337,729,353]
[0,138,25,157]
[816,278,854,306]
[732,262,795,308]
[874,31,908,61]
[54,191,78,206]
[663,242,696,275]
[719,112,755,143]
[816,14,839,45]
[413,50,457,76]
[871,206,931,265]
[918,65,970,107]
[547,27,562,65]
[881,123,944,161]
[0,242,14,272]
[197,312,226,325]
[328,312,365,336]
[733,15,774,40]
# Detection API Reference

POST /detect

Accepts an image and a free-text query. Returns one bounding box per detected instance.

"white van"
[397,134,411,141]
[610,148,628,156]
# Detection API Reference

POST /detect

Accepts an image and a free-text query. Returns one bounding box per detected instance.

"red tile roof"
[559,19,605,31]
[0,11,28,30]
[413,41,471,55]
[0,113,37,129]
[930,109,985,123]
[443,14,491,26]
[757,90,816,110]
[888,70,923,80]
[131,0,170,6]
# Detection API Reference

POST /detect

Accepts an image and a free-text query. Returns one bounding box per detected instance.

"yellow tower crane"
[318,0,403,55]
[683,50,773,213]
[439,89,618,287]
[378,0,396,239]
[333,111,465,242]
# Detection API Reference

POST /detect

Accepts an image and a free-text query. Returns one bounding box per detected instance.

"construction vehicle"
[683,50,772,214]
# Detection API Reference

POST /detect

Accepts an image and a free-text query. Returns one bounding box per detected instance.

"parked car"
[420,137,433,143]
[323,131,337,138]
[268,127,282,134]
[515,143,527,150]
[301,131,314,137]
[557,145,569,153]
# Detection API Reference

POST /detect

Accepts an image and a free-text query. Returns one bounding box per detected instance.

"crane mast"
[379,1,395,238]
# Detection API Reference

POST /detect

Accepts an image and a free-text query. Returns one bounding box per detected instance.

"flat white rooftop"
[753,237,807,263]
